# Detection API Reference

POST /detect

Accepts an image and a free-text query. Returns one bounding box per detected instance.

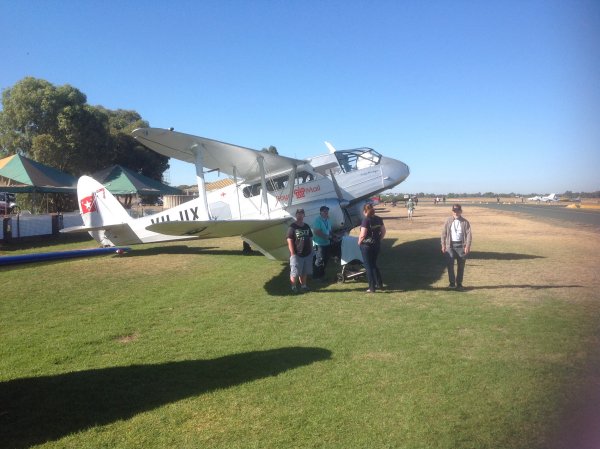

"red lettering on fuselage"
[276,184,321,202]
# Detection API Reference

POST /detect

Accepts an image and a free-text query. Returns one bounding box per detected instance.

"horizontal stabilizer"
[61,223,129,234]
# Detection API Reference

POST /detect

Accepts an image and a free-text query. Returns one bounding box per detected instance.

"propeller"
[324,141,337,154]
[323,141,349,208]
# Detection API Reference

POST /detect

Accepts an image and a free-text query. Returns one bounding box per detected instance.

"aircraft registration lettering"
[178,207,199,221]
[150,206,200,225]
[150,215,171,225]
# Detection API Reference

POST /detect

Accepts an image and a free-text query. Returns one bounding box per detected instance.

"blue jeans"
[360,243,382,291]
[445,242,466,285]
[313,244,331,279]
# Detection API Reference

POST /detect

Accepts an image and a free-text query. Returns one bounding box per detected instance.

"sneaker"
[301,285,310,292]
[448,283,456,289]
[366,289,374,293]
[291,285,298,293]
[456,284,465,291]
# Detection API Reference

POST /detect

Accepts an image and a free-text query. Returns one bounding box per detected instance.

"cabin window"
[295,171,314,185]
[335,148,382,173]
[242,184,261,198]
[268,175,289,191]
[241,171,315,197]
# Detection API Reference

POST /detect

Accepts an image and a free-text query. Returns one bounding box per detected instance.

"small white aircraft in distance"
[63,128,410,260]
[527,193,560,202]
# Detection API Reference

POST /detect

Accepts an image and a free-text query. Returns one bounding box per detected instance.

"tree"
[0,77,173,213]
[100,108,168,180]
[0,77,87,157]
[32,103,111,174]
[0,77,168,181]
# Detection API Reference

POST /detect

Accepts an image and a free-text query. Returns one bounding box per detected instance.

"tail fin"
[76,176,134,246]
[78,176,132,227]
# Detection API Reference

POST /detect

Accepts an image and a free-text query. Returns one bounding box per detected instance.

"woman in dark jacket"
[358,203,386,293]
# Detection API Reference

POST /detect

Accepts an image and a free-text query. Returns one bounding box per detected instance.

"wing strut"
[194,145,211,220]
[233,166,242,219]
[287,165,297,208]
[257,156,270,218]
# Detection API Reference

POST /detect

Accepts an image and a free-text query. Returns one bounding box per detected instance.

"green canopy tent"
[92,165,182,208]
[0,154,78,213]
[0,154,77,193]
[92,165,182,195]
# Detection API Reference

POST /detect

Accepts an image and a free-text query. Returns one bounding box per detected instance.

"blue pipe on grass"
[0,247,130,266]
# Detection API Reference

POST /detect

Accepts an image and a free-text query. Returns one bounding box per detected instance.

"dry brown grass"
[376,202,600,447]
[377,202,600,305]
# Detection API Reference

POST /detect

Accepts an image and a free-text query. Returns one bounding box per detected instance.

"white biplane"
[64,128,410,261]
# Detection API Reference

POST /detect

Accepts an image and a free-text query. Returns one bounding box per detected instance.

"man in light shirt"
[406,197,415,221]
[441,204,472,290]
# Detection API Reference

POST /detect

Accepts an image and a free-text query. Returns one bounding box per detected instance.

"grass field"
[1,204,599,449]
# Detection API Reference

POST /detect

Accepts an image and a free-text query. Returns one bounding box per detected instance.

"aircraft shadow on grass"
[264,237,552,295]
[0,346,331,449]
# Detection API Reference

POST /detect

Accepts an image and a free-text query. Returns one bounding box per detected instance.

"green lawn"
[1,210,599,448]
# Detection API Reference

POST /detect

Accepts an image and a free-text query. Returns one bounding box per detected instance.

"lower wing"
[147,218,294,260]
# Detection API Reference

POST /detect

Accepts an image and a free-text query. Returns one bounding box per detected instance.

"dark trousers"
[313,244,331,279]
[360,244,383,291]
[446,242,467,286]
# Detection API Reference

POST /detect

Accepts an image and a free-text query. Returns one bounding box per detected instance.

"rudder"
[77,176,134,245]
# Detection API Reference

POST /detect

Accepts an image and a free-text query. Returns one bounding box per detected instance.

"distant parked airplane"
[528,193,560,202]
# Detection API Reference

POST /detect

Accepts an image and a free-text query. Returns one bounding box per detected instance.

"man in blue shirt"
[312,205,332,281]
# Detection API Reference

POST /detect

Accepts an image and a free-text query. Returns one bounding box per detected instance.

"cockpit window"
[335,148,382,173]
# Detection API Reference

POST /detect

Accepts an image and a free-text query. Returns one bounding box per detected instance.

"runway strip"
[471,203,600,229]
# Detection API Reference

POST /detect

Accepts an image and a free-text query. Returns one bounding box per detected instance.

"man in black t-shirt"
[286,208,313,293]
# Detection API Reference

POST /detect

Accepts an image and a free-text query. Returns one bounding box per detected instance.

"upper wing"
[132,128,306,181]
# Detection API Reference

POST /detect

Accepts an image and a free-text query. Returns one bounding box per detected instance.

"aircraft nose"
[380,156,410,188]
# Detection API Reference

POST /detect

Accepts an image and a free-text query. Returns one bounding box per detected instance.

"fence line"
[1,212,84,243]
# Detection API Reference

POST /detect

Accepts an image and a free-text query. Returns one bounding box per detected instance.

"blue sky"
[1,0,598,194]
